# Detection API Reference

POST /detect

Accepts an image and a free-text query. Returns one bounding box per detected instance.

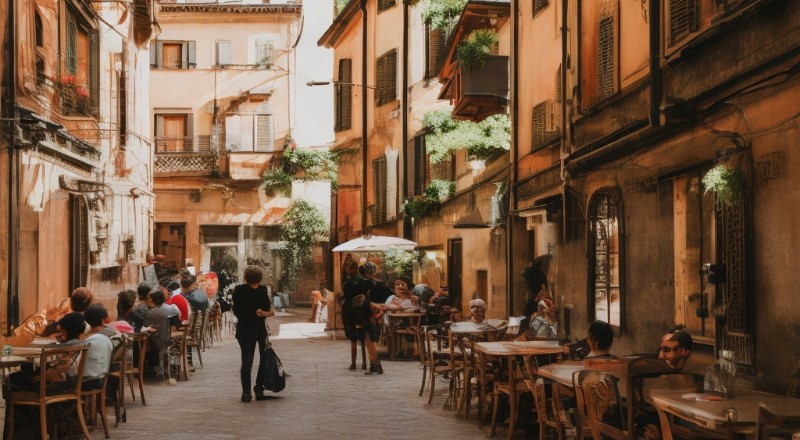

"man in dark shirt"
[180,275,208,313]
[360,262,392,304]
[342,261,373,370]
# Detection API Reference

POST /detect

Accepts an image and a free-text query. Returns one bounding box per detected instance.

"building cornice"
[158,4,302,14]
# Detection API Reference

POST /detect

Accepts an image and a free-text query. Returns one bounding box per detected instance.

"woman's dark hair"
[85,303,109,327]
[243,266,264,284]
[588,320,614,351]
[117,290,137,318]
[149,290,166,306]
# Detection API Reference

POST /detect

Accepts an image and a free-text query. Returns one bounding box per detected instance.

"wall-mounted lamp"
[306,80,377,89]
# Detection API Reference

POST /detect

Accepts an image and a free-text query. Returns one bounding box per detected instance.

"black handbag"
[263,341,285,392]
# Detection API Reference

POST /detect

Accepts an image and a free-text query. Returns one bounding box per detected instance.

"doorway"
[154,223,186,270]
[447,238,463,311]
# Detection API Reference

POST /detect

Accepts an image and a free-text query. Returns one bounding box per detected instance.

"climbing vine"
[263,147,339,196]
[276,200,328,292]
[422,109,510,164]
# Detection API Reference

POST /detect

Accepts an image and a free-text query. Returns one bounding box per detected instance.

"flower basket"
[702,165,746,206]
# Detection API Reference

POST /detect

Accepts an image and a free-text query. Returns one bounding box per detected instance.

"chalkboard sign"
[140,265,158,290]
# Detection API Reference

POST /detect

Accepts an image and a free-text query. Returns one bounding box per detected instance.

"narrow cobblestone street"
[88,310,491,440]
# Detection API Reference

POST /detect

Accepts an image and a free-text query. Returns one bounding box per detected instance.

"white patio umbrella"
[331,235,417,252]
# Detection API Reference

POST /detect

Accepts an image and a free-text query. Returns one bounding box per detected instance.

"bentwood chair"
[420,324,457,405]
[578,370,628,440]
[80,375,112,439]
[489,356,529,439]
[6,344,91,440]
[106,333,129,427]
[124,333,149,406]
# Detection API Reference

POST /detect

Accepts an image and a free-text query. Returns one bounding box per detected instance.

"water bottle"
[2,345,12,356]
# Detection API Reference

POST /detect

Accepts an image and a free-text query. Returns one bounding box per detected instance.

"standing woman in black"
[233,266,275,402]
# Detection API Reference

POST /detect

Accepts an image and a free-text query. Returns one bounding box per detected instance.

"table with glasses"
[650,388,800,440]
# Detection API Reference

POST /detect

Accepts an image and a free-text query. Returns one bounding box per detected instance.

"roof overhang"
[317,1,361,48]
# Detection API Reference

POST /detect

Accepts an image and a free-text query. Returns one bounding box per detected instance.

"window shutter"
[424,23,432,79]
[669,0,699,47]
[225,115,241,151]
[255,114,274,152]
[67,16,78,74]
[597,5,617,102]
[89,30,99,116]
[216,41,231,66]
[240,114,254,151]
[556,64,562,103]
[532,102,547,150]
[386,152,398,220]
[387,49,398,103]
[406,136,426,197]
[376,55,386,105]
[373,157,388,224]
[336,58,352,132]
[186,114,194,152]
[150,40,158,68]
[433,29,446,78]
[187,41,196,69]
[70,194,89,290]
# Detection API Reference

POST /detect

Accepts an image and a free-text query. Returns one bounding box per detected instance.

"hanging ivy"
[403,179,454,221]
[423,108,510,164]
[418,0,467,31]
[276,200,328,292]
[702,165,747,206]
[263,147,339,195]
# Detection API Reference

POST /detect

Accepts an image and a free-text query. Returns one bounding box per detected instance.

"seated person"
[81,305,115,390]
[129,283,152,332]
[528,299,557,340]
[116,290,137,323]
[468,298,487,324]
[142,291,172,375]
[585,320,615,359]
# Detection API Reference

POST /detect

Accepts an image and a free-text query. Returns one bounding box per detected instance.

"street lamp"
[306,80,376,89]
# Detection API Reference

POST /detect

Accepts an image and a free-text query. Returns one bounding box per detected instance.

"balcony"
[154,135,216,176]
[440,55,508,122]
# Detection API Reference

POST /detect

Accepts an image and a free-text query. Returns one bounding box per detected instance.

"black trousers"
[237,336,267,395]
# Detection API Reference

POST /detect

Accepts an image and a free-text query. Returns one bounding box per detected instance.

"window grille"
[588,189,624,328]
[597,14,616,101]
[531,101,558,150]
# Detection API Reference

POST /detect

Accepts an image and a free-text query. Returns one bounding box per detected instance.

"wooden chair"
[787,367,800,399]
[420,324,457,405]
[444,327,467,412]
[756,401,800,440]
[80,375,111,439]
[186,311,207,368]
[520,356,565,440]
[578,370,628,440]
[124,333,149,406]
[106,333,129,427]
[6,344,92,440]
[489,356,529,439]
[169,326,189,381]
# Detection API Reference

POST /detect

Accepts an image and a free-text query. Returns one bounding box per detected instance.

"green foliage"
[382,249,418,277]
[276,200,328,291]
[403,180,454,221]
[457,29,499,70]
[423,109,510,164]
[419,0,467,30]
[702,165,746,206]
[262,166,293,196]
[262,147,339,195]
[335,0,352,15]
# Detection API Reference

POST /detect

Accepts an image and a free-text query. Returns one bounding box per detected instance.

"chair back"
[578,370,627,440]
[756,401,800,440]
[37,344,90,396]
[787,368,800,399]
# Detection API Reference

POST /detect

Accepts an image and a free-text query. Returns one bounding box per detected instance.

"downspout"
[360,0,368,234]
[506,0,519,317]
[4,0,19,333]
[401,0,410,239]
[560,0,569,243]
[649,0,661,127]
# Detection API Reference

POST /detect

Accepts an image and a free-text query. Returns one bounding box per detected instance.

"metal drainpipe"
[5,0,19,334]
[401,0,409,239]
[506,0,519,317]
[649,0,661,128]
[360,0,368,234]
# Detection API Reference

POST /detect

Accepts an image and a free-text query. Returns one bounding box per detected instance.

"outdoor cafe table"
[385,310,425,359]
[650,388,800,440]
[474,341,565,436]
[445,321,508,412]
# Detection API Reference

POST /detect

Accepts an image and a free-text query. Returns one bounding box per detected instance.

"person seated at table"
[142,290,172,377]
[116,289,137,323]
[528,299,558,340]
[163,278,189,324]
[416,284,449,325]
[468,298,487,324]
[659,327,693,370]
[585,320,615,359]
[81,304,116,391]
[127,283,152,332]
[39,287,94,337]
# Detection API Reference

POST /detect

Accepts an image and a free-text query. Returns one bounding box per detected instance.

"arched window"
[588,188,624,328]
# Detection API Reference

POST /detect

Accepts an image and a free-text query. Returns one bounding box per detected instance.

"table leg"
[478,351,487,427]
[656,407,674,440]
[507,357,515,440]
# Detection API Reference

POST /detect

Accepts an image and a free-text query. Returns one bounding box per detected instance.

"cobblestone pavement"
[83,310,499,440]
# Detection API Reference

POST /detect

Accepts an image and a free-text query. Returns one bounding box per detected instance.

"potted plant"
[457,29,499,71]
[702,165,747,206]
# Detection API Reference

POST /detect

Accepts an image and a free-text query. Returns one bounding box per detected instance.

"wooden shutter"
[373,156,388,224]
[150,40,158,67]
[376,54,386,105]
[67,15,78,74]
[255,114,274,151]
[669,0,699,47]
[378,0,396,13]
[597,3,617,102]
[406,136,426,197]
[70,194,89,291]
[336,59,352,132]
[425,25,446,79]
[556,64,562,103]
[532,100,559,150]
[186,114,194,151]
[377,49,397,105]
[216,41,231,66]
[89,30,99,116]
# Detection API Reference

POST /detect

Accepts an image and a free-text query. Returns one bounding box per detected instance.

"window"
[373,156,388,224]
[63,4,99,116]
[255,39,273,67]
[588,188,624,327]
[70,194,89,291]
[378,0,396,13]
[215,40,231,66]
[597,2,618,102]
[335,58,352,132]
[224,113,274,152]
[668,0,699,47]
[154,113,192,153]
[406,135,426,197]
[150,40,196,69]
[376,49,398,106]
[35,12,44,86]
[117,54,127,147]
[533,0,549,15]
[424,23,446,80]
[531,101,559,151]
